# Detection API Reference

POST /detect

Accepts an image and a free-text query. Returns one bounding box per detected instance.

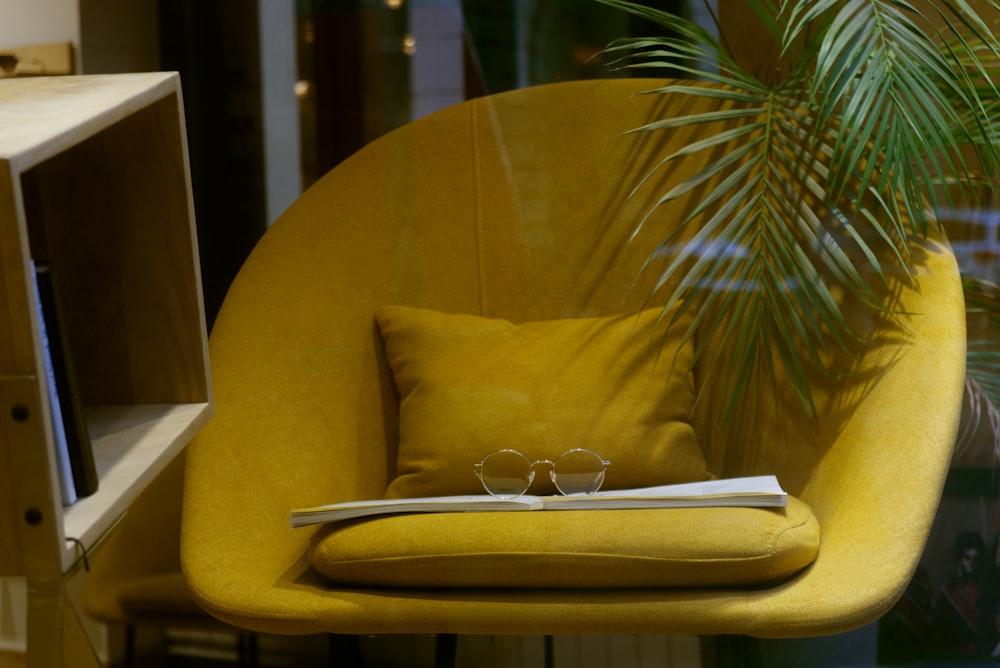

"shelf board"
[60,402,211,572]
[0,72,178,170]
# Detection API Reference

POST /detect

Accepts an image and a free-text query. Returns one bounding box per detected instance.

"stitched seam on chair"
[319,553,783,587]
[324,553,778,566]
[471,97,487,314]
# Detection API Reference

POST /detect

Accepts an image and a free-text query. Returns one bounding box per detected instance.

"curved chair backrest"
[182,78,964,638]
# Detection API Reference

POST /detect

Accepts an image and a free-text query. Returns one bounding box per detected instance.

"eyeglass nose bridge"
[531,458,557,483]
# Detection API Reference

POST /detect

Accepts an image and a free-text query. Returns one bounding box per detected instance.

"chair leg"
[124,625,136,668]
[328,634,364,667]
[544,635,554,668]
[435,634,457,668]
[708,635,762,668]
[237,632,259,666]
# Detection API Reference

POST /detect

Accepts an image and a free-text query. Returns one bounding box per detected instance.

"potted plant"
[592,0,1000,429]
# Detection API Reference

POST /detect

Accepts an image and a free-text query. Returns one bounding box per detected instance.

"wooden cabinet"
[0,73,211,667]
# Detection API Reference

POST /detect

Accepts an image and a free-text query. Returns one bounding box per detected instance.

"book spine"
[34,262,98,499]
[32,263,77,506]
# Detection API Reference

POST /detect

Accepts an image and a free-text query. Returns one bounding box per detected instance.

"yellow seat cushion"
[377,305,712,499]
[308,496,820,588]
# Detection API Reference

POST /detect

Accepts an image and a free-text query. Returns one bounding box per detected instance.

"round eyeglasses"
[473,448,611,500]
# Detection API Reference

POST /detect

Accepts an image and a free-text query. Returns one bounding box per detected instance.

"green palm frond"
[814,1,1000,230]
[965,276,1000,405]
[961,277,1000,459]
[595,0,1000,423]
[956,375,1000,460]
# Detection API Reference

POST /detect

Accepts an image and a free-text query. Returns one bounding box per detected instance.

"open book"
[289,475,787,528]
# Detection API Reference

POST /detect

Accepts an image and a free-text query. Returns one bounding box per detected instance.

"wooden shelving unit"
[0,73,212,667]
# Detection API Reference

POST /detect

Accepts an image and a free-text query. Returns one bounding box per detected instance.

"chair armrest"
[740,235,966,637]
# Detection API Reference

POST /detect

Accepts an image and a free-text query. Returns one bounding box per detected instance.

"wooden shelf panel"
[0,73,179,170]
[18,85,209,408]
[61,402,211,572]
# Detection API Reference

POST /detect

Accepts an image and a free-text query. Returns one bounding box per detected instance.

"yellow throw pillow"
[377,305,711,499]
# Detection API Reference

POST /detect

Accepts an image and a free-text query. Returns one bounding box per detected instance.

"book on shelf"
[33,261,98,502]
[289,475,788,528]
[32,262,76,506]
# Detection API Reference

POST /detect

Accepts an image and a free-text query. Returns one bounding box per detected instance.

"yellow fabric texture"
[180,78,966,639]
[82,451,234,630]
[309,498,819,588]
[377,305,711,499]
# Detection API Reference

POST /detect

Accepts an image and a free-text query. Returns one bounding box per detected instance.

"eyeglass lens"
[477,448,607,499]
[551,449,607,496]
[477,450,534,499]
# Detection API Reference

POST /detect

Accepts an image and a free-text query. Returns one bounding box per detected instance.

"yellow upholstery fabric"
[378,305,710,499]
[180,78,966,639]
[308,498,820,588]
[83,452,233,630]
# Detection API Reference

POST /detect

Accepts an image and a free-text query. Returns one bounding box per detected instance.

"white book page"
[583,475,785,500]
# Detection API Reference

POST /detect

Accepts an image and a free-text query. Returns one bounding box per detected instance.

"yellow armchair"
[181,78,965,640]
